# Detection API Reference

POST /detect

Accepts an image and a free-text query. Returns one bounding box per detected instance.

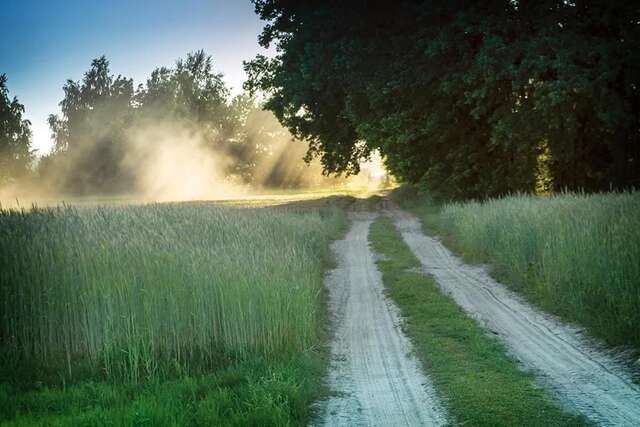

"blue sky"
[1,0,271,154]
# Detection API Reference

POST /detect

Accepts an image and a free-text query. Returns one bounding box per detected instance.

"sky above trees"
[1,0,271,154]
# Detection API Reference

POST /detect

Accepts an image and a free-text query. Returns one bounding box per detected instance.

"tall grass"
[435,192,640,350]
[0,203,346,383]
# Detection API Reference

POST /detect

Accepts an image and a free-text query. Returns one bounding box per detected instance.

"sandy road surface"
[319,213,447,426]
[391,208,640,426]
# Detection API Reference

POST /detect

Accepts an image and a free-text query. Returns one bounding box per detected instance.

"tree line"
[0,74,34,186]
[1,51,341,195]
[246,0,639,199]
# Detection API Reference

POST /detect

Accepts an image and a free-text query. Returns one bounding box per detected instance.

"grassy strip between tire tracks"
[369,215,589,427]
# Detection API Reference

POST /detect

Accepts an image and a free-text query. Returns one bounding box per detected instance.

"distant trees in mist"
[43,56,135,193]
[41,50,345,195]
[247,0,640,200]
[2,50,343,196]
[0,74,34,186]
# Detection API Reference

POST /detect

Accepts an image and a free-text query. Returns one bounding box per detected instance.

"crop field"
[1,191,639,426]
[406,190,640,351]
[0,202,347,425]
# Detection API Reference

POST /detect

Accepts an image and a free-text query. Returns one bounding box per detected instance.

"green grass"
[398,188,640,351]
[0,354,325,426]
[0,202,347,425]
[369,215,588,426]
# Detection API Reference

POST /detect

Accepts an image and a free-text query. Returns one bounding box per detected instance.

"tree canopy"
[45,56,135,193]
[246,0,640,199]
[0,74,34,185]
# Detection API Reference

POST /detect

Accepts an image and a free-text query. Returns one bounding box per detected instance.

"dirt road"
[390,208,640,426]
[319,213,447,426]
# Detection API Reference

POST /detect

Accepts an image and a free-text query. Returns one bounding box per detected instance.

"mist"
[0,52,388,208]
[1,115,386,207]
[123,122,240,202]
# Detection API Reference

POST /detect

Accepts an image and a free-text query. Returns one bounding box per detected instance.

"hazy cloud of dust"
[123,123,246,202]
[0,111,389,208]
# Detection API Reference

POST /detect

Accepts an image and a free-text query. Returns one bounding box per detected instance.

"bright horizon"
[1,0,272,155]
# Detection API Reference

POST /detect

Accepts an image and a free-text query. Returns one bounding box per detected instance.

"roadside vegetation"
[369,215,589,426]
[396,187,640,352]
[0,203,347,425]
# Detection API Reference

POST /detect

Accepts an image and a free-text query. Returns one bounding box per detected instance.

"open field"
[0,187,386,210]
[0,200,347,425]
[1,191,639,426]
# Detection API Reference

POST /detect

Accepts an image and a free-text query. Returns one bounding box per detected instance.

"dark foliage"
[247,0,640,199]
[0,75,34,185]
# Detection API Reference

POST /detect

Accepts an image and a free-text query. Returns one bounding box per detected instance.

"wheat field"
[0,203,346,384]
[436,191,640,349]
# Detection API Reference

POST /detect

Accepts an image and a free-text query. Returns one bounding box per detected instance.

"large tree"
[46,56,134,194]
[135,50,233,138]
[0,74,34,185]
[247,0,640,199]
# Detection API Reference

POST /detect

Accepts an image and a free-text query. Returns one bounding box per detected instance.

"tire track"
[390,208,640,426]
[319,212,447,426]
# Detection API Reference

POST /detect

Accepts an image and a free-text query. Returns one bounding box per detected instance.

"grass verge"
[1,354,324,426]
[369,215,589,426]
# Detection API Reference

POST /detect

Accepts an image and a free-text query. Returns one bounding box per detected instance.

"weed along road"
[320,212,447,426]
[390,208,640,426]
